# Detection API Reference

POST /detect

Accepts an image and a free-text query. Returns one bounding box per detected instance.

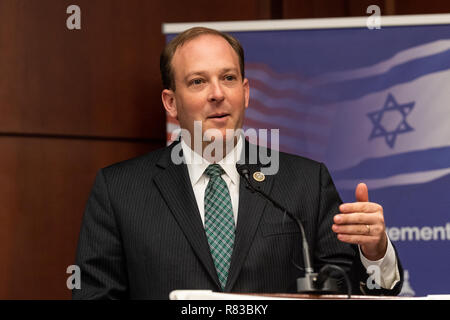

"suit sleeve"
[313,162,404,295]
[72,169,128,299]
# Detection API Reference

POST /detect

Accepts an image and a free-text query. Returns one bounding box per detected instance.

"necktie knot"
[204,164,224,178]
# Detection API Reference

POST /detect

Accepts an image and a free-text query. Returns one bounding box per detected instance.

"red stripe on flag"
[249,99,331,127]
[243,118,327,145]
[246,62,308,82]
[249,77,310,102]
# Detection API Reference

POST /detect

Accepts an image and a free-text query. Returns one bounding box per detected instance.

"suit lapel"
[153,142,221,289]
[225,146,276,291]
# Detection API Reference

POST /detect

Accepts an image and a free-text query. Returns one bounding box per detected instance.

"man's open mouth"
[208,113,229,119]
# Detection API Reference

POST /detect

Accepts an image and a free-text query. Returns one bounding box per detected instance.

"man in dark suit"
[73,27,403,299]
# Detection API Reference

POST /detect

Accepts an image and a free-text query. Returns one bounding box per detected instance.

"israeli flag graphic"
[324,39,450,190]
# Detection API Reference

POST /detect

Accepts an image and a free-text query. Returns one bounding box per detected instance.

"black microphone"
[236,164,348,296]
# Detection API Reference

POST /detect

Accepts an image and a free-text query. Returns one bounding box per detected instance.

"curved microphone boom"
[236,164,350,296]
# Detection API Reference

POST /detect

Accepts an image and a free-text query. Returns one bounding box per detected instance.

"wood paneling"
[394,0,450,14]
[0,136,161,299]
[282,0,349,19]
[161,0,272,22]
[0,0,165,139]
[281,0,450,19]
[0,0,271,139]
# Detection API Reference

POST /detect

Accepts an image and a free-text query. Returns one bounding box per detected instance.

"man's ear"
[161,89,178,119]
[243,78,250,109]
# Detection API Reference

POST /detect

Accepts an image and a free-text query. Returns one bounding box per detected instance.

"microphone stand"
[236,164,351,296]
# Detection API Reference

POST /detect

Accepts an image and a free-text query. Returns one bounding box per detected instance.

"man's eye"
[190,79,204,86]
[224,75,236,81]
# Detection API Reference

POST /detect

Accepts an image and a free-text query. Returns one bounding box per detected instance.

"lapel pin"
[253,171,265,182]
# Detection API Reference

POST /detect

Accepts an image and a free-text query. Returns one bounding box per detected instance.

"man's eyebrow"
[185,71,206,77]
[221,67,239,74]
[184,71,207,81]
[184,68,239,80]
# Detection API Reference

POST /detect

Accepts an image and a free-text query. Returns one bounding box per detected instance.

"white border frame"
[162,13,450,34]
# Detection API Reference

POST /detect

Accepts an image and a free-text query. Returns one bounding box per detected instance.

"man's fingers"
[334,212,380,225]
[332,223,382,235]
[336,234,379,245]
[336,183,389,260]
[355,182,369,202]
[339,202,382,213]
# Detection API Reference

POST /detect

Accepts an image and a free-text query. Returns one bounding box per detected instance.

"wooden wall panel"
[161,0,272,22]
[0,136,160,299]
[0,0,165,139]
[394,0,450,14]
[282,0,450,19]
[282,0,349,19]
[0,0,271,139]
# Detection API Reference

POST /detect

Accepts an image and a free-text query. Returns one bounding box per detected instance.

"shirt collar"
[181,135,243,186]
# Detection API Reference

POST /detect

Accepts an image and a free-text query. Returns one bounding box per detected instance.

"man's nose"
[207,80,225,103]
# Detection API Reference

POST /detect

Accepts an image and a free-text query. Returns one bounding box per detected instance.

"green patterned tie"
[204,164,235,290]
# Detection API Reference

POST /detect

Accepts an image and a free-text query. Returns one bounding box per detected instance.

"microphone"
[236,164,349,296]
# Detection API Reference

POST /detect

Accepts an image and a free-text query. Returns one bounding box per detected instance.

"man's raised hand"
[332,183,388,261]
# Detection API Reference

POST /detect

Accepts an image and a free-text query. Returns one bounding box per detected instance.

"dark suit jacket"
[73,140,403,299]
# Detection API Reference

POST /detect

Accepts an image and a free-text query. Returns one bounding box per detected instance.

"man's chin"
[203,128,241,143]
[201,130,240,162]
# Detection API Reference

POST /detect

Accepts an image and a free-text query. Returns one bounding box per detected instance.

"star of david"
[367,93,415,148]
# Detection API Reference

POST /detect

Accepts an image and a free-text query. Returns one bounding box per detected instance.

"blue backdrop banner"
[166,19,450,296]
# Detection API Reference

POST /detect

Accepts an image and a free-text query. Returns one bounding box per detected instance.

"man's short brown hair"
[160,27,245,90]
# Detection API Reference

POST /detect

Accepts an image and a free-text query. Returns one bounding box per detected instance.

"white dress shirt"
[180,137,400,290]
[181,137,242,227]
